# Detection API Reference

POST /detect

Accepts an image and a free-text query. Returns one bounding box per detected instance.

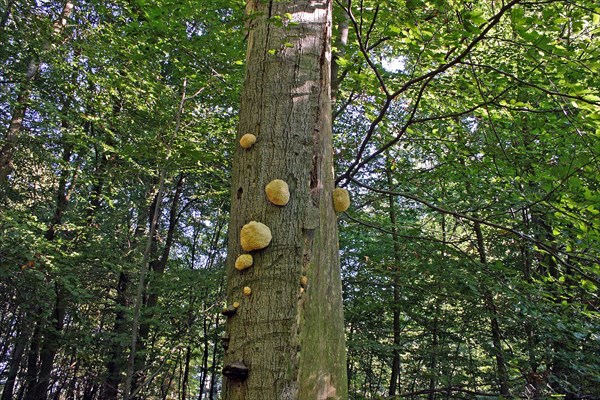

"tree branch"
[335,0,522,184]
[348,176,600,285]
[460,61,600,106]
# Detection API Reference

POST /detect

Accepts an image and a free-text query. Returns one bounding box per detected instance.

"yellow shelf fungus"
[240,221,272,251]
[239,133,257,149]
[235,254,253,271]
[300,275,308,287]
[233,301,240,308]
[332,187,350,212]
[221,305,237,317]
[243,286,252,296]
[265,179,290,206]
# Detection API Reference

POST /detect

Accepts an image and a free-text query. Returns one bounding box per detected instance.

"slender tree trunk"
[181,345,192,400]
[0,1,74,183]
[30,283,66,400]
[208,316,219,400]
[20,119,74,400]
[521,209,540,399]
[83,380,98,400]
[197,311,210,400]
[23,323,41,400]
[346,324,354,396]
[124,177,166,399]
[331,8,349,103]
[131,174,185,395]
[473,221,510,397]
[427,214,447,400]
[385,164,401,397]
[126,80,188,398]
[1,319,29,400]
[46,139,74,242]
[222,1,347,398]
[103,271,131,400]
[428,310,438,400]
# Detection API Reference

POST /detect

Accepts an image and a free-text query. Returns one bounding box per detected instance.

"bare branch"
[461,61,600,106]
[335,0,522,184]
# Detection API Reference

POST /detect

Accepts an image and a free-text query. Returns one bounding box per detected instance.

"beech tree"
[221,0,347,398]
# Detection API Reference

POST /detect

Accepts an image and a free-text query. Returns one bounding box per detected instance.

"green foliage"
[1,0,599,398]
[334,0,600,398]
[0,0,243,398]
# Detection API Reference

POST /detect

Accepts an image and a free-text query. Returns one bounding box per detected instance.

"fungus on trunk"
[239,133,257,149]
[240,221,272,251]
[332,188,350,212]
[265,179,290,206]
[235,254,253,271]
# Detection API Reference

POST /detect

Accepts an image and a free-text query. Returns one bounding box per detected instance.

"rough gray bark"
[222,1,347,399]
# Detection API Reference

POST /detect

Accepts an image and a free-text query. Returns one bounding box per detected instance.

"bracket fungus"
[265,179,290,206]
[223,361,249,381]
[235,254,253,271]
[332,187,350,213]
[240,221,272,251]
[300,275,308,287]
[243,286,252,296]
[221,305,237,317]
[239,133,257,149]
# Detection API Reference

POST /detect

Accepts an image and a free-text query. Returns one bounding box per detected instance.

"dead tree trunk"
[222,1,347,398]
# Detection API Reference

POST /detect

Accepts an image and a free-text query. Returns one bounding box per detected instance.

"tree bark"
[124,177,166,399]
[208,317,219,400]
[428,310,438,400]
[197,311,210,400]
[23,323,41,400]
[126,78,188,398]
[521,209,540,399]
[20,114,75,400]
[181,345,192,400]
[222,1,347,399]
[331,7,349,104]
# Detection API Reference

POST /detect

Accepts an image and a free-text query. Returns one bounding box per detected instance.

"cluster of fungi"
[221,131,350,382]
